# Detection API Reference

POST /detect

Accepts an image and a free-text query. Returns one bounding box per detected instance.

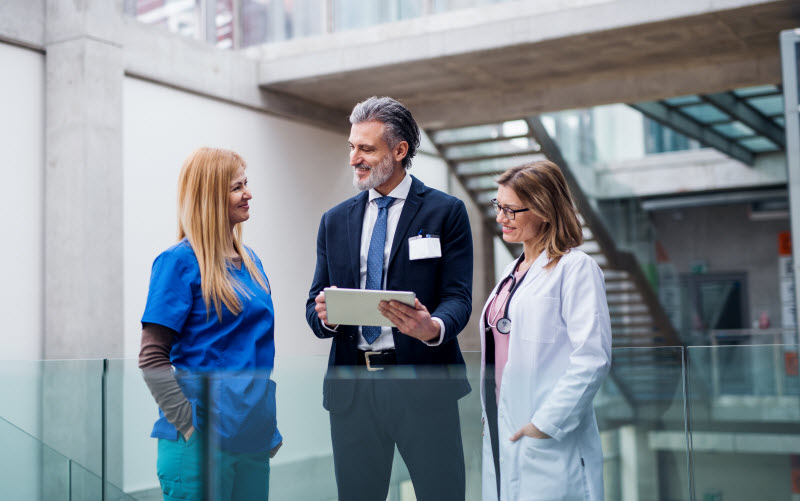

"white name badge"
[409,235,442,260]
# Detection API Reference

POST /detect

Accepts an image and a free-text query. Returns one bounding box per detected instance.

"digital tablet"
[324,288,416,327]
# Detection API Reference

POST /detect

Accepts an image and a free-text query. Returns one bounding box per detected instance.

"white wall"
[123,76,351,359]
[0,40,44,500]
[0,42,44,361]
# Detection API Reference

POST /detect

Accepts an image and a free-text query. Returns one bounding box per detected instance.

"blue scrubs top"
[142,239,282,454]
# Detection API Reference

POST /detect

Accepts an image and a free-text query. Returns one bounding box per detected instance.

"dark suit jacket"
[305,175,473,412]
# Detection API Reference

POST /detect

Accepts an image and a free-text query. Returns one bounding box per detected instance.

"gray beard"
[353,155,395,191]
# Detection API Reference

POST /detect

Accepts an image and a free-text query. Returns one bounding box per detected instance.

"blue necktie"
[363,196,396,344]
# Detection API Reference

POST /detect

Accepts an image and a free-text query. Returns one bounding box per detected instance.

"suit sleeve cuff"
[424,317,446,346]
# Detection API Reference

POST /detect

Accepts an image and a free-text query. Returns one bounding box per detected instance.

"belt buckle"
[364,351,384,372]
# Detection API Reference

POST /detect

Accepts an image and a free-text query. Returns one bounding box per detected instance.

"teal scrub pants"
[157,433,271,501]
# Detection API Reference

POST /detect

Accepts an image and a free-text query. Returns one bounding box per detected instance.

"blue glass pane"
[733,85,779,97]
[713,121,755,139]
[334,0,424,31]
[739,137,780,152]
[775,116,786,126]
[664,95,701,106]
[747,95,784,116]
[680,104,730,123]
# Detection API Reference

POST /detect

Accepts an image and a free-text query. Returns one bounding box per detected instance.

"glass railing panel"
[597,347,690,501]
[113,347,694,500]
[0,413,134,500]
[106,358,161,499]
[0,416,54,500]
[0,359,105,481]
[687,345,800,501]
[118,354,483,500]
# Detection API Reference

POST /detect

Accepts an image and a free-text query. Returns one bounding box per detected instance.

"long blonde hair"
[497,160,583,269]
[177,147,269,320]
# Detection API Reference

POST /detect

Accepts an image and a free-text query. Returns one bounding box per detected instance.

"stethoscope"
[485,254,529,335]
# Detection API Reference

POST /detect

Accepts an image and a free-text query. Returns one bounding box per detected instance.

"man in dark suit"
[305,96,473,501]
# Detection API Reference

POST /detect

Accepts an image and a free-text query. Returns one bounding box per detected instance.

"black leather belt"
[357,349,397,371]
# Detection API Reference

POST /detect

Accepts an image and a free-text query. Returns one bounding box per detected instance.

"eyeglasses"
[491,199,530,220]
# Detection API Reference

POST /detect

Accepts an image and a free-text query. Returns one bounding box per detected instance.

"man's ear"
[394,141,409,163]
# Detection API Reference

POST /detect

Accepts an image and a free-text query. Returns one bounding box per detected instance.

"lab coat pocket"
[518,434,585,501]
[518,296,559,343]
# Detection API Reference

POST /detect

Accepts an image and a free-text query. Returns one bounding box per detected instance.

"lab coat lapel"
[514,251,549,295]
[387,175,424,269]
[347,191,368,288]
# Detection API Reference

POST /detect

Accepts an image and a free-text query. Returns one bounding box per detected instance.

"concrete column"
[619,425,660,501]
[44,0,124,360]
[42,1,125,496]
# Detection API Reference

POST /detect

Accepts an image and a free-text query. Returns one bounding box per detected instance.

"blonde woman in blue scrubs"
[139,147,282,501]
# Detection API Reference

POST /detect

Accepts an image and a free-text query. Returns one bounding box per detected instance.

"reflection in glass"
[239,0,323,47]
[215,0,235,49]
[687,344,800,501]
[128,0,201,39]
[333,0,425,32]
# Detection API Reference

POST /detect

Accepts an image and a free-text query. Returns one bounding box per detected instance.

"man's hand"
[378,299,440,343]
[315,286,338,328]
[509,422,551,442]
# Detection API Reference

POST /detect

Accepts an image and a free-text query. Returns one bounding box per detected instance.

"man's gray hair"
[349,96,421,169]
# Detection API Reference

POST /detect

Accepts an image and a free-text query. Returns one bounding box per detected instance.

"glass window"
[215,0,234,49]
[664,95,702,106]
[130,0,201,39]
[643,118,695,154]
[680,104,730,124]
[713,121,755,139]
[739,137,780,152]
[733,85,779,97]
[747,95,784,117]
[333,0,424,32]
[433,0,514,12]
[240,0,322,46]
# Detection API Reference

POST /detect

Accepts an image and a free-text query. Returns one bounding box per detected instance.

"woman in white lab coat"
[480,160,612,501]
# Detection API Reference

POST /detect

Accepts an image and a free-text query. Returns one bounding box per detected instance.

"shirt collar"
[368,171,411,203]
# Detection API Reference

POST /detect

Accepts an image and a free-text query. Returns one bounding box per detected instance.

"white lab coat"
[480,249,612,501]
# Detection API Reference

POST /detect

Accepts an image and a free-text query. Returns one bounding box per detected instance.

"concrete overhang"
[255,0,800,129]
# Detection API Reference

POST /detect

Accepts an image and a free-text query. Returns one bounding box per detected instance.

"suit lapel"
[347,191,368,288]
[388,176,425,269]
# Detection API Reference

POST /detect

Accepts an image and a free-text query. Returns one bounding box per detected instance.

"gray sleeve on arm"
[139,323,193,436]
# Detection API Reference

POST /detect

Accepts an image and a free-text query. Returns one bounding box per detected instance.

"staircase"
[427,116,688,415]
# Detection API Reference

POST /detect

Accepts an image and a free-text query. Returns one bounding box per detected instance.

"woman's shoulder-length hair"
[496,160,583,269]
